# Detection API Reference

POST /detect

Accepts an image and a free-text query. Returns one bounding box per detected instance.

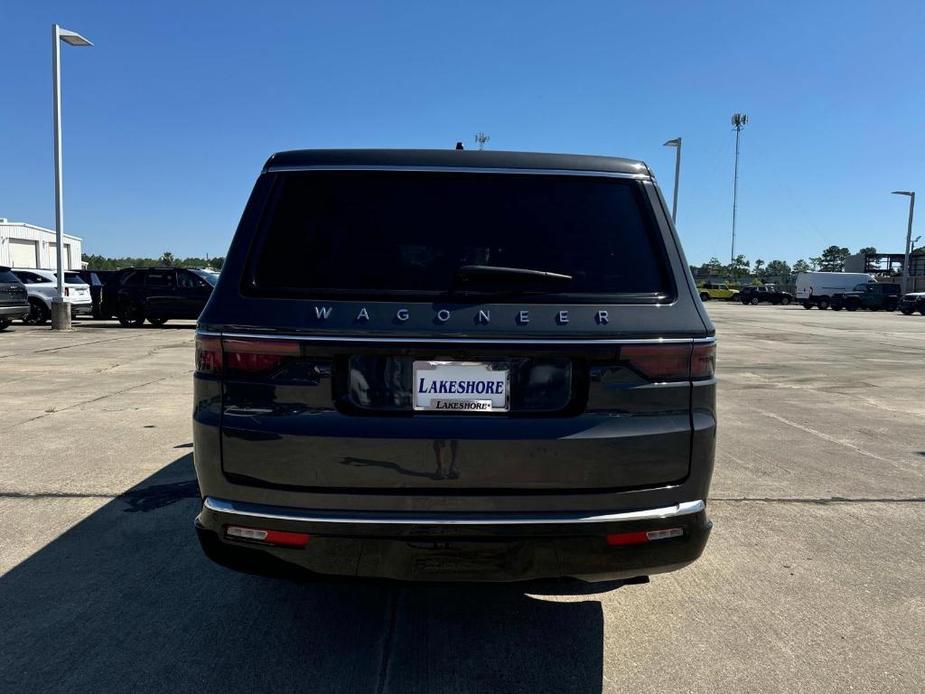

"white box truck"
[795,272,875,309]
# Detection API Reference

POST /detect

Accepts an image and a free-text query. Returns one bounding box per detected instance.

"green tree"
[765,259,792,279]
[818,245,850,272]
[858,246,877,255]
[808,256,822,271]
[726,254,750,281]
[700,257,724,277]
[753,259,765,276]
[793,259,812,274]
[159,251,176,266]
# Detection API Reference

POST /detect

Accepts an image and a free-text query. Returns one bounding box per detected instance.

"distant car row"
[0,266,218,330]
[698,272,924,315]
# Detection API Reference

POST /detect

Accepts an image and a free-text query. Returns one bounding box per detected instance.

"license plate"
[412,361,510,412]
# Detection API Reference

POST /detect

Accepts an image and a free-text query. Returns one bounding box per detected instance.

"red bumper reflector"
[226,525,310,548]
[606,527,683,546]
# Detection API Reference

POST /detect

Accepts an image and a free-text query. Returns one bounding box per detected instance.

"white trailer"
[795,272,875,309]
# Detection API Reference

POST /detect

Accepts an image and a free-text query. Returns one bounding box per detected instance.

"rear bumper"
[195,496,711,582]
[0,304,29,319]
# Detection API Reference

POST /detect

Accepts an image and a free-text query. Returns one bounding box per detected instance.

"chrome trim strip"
[198,330,715,346]
[203,497,705,526]
[262,164,649,180]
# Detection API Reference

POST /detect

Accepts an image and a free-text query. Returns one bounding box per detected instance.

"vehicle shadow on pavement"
[0,455,605,694]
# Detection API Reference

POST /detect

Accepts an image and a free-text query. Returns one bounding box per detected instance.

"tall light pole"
[663,137,682,224]
[51,24,93,330]
[730,113,748,264]
[891,191,916,293]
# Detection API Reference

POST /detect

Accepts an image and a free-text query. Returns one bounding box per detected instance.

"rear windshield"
[63,272,84,284]
[0,270,19,283]
[249,171,672,301]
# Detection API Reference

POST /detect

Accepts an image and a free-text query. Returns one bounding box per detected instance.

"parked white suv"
[13,269,93,325]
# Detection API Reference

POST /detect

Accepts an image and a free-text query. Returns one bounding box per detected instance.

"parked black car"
[898,292,925,315]
[193,149,716,584]
[116,267,216,327]
[739,284,793,305]
[0,266,30,330]
[831,283,901,311]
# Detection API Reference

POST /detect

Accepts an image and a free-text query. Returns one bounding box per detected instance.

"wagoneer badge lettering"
[314,306,624,325]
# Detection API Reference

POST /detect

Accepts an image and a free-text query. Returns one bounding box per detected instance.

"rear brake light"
[606,527,683,546]
[195,335,223,376]
[223,338,301,376]
[619,342,715,382]
[195,335,301,378]
[691,343,716,380]
[64,287,70,297]
[226,525,310,547]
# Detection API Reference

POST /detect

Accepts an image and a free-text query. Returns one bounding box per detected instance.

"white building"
[0,219,83,271]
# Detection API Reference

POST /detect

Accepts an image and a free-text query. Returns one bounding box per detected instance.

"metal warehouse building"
[0,219,83,271]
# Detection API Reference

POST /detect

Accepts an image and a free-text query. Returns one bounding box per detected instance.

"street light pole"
[892,191,916,294]
[663,138,682,224]
[730,113,748,264]
[51,24,92,331]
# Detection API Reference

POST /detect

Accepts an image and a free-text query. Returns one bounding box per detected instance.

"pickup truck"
[831,283,901,311]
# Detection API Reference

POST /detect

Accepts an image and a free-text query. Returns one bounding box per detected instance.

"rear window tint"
[249,171,671,301]
[0,270,19,283]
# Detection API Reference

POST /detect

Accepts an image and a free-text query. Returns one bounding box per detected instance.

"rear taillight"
[223,338,301,376]
[195,335,300,378]
[690,343,716,380]
[619,342,715,382]
[64,287,70,297]
[195,335,223,376]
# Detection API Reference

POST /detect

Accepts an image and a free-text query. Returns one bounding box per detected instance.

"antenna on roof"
[455,142,464,150]
[474,132,490,150]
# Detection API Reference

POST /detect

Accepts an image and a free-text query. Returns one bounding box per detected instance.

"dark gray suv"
[193,149,716,583]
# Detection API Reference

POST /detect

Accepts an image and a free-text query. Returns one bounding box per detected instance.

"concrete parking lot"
[1,307,923,693]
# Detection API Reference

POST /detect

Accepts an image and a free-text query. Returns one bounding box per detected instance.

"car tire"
[845,304,857,311]
[699,292,710,301]
[147,317,168,327]
[23,299,50,325]
[802,302,813,309]
[901,308,913,315]
[0,318,11,331]
[117,302,146,328]
[818,299,830,310]
[832,305,843,311]
[749,297,759,305]
[781,296,792,305]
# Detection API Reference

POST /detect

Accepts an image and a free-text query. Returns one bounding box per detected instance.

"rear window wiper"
[454,265,573,284]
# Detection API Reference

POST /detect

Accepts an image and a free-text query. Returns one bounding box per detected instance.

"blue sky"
[1,1,922,265]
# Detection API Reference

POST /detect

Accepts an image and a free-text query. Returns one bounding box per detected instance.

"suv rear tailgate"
[216,336,700,492]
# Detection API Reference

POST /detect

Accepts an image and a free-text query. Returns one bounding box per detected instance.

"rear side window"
[249,171,672,301]
[0,270,19,283]
[63,272,83,284]
[122,271,143,287]
[146,271,175,287]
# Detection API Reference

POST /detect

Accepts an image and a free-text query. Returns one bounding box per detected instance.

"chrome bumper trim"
[203,497,705,526]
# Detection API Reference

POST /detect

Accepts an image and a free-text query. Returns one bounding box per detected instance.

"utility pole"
[891,191,916,293]
[51,24,93,330]
[662,138,682,223]
[730,113,748,264]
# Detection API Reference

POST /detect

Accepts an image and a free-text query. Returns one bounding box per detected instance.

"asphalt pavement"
[0,306,922,693]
